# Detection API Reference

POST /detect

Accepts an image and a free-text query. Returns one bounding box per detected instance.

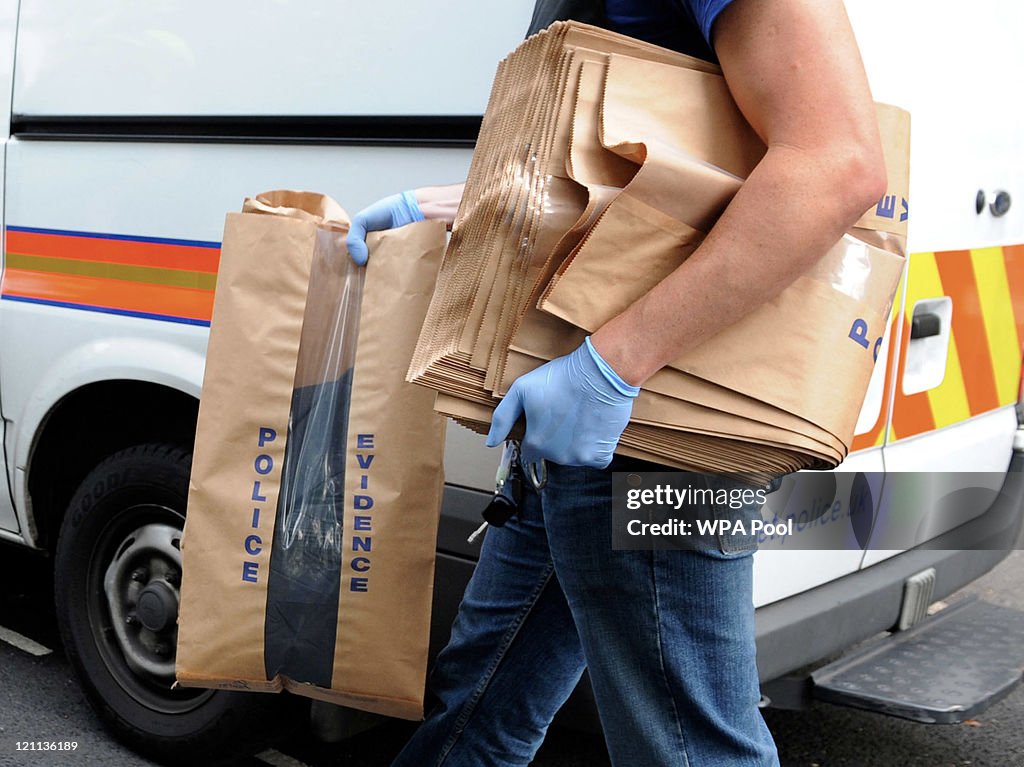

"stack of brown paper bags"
[407,21,910,484]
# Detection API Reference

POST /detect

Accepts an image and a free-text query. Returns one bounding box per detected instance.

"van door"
[0,0,19,534]
[846,0,1024,564]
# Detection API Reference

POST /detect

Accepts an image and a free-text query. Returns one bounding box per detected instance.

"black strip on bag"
[263,374,354,688]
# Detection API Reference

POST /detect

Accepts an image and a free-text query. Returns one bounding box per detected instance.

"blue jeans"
[393,458,779,767]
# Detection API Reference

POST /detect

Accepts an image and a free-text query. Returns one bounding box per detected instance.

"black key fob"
[480,441,522,528]
[482,489,518,527]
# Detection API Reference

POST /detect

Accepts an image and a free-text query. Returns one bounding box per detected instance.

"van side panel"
[12,0,533,116]
[846,0,1024,565]
[849,0,1024,255]
[0,0,13,129]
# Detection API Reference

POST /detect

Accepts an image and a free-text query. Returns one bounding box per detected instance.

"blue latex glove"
[345,190,425,265]
[486,337,639,468]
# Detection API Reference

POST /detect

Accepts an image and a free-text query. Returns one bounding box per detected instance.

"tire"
[54,443,303,765]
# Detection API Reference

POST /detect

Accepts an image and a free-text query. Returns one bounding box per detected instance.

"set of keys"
[467,440,524,544]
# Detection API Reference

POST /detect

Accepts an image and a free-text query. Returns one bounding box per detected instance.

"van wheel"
[54,443,301,765]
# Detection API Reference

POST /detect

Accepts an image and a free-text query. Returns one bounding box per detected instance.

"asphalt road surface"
[2,541,1023,767]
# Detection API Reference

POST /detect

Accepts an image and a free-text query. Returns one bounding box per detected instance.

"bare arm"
[415,183,465,230]
[589,0,887,386]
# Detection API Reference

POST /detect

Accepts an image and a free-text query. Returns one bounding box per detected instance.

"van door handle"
[911,312,942,339]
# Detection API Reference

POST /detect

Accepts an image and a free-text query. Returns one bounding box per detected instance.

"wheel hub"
[137,581,177,633]
[102,523,183,681]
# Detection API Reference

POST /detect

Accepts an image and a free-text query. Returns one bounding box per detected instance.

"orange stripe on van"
[891,309,937,439]
[2,268,214,323]
[1004,244,1024,347]
[6,229,220,273]
[933,249,1001,414]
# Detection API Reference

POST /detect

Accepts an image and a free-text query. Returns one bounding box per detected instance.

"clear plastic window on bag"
[264,226,364,688]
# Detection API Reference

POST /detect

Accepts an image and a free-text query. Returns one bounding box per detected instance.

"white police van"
[0,0,1022,763]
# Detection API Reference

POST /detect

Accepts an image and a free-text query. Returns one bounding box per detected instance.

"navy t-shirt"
[527,0,734,61]
[605,0,732,61]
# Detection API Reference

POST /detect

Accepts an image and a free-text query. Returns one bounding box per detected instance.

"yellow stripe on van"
[932,332,973,427]
[971,247,1022,406]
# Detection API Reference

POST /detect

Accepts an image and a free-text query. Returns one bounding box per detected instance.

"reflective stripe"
[972,247,1022,406]
[886,244,1024,445]
[935,249,1000,413]
[1,226,219,325]
[891,252,939,439]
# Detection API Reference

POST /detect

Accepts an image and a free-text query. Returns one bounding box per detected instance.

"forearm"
[591,0,887,387]
[415,183,465,229]
[590,142,884,387]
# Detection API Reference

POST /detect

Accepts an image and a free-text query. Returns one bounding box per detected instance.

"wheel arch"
[27,380,199,551]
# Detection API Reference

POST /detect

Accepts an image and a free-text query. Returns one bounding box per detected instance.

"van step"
[811,598,1024,723]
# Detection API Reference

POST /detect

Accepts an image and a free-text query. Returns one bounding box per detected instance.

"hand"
[486,337,639,468]
[345,190,424,265]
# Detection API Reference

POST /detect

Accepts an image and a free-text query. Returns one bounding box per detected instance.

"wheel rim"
[88,502,215,715]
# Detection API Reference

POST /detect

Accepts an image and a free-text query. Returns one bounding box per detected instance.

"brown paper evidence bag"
[177,191,447,719]
[407,21,910,484]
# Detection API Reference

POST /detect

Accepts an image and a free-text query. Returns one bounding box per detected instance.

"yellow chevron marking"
[972,247,1022,406]
[908,253,972,426]
[931,332,973,427]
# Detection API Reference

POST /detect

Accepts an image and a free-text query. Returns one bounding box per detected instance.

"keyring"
[525,459,547,490]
